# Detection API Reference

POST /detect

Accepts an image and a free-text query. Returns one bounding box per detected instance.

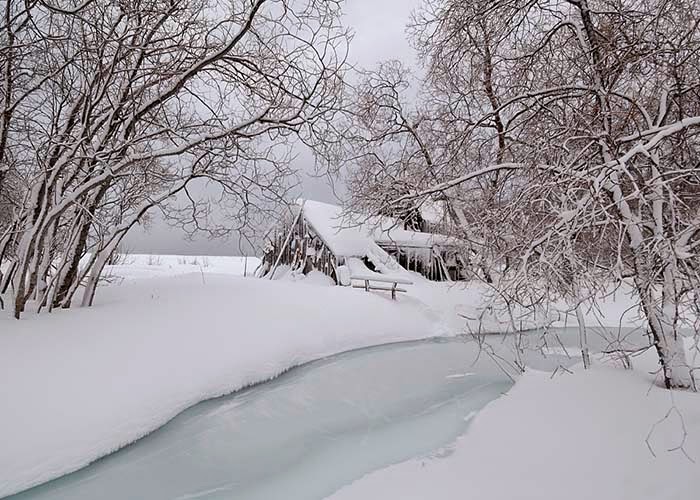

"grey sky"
[125,0,422,256]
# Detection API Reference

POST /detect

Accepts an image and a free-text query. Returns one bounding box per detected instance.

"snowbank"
[0,273,438,497]
[401,277,646,335]
[0,252,674,498]
[328,349,700,500]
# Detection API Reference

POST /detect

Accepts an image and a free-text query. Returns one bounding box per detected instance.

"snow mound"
[0,274,438,497]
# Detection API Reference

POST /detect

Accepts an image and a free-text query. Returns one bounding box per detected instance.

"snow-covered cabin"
[260,200,467,283]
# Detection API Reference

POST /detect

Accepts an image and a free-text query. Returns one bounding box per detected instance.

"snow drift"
[0,273,438,497]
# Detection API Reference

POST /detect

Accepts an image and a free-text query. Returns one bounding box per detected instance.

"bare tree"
[334,0,700,389]
[0,0,348,318]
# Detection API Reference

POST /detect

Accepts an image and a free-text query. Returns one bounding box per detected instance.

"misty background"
[124,0,422,256]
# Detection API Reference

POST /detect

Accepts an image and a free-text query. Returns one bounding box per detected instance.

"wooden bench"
[349,273,413,300]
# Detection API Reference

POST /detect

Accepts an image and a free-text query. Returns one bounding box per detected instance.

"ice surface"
[9,338,512,500]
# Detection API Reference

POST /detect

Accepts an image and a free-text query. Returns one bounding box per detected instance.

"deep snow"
[1,254,697,500]
[9,339,513,500]
[0,261,437,497]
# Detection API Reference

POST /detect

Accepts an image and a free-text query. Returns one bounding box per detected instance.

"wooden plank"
[269,202,305,279]
[349,274,413,285]
[351,284,408,293]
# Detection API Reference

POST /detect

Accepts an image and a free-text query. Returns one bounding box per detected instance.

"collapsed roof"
[299,199,461,257]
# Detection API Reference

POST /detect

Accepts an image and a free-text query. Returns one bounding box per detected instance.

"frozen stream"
[9,327,647,500]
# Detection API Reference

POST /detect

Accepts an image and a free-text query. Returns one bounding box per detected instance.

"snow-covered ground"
[329,344,700,500]
[9,338,514,500]
[375,273,647,335]
[1,254,698,500]
[100,253,260,280]
[0,256,437,497]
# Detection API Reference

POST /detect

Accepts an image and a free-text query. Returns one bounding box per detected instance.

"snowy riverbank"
[0,264,438,497]
[329,344,700,500]
[0,255,687,499]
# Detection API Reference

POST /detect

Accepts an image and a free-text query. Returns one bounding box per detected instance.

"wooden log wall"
[269,216,338,283]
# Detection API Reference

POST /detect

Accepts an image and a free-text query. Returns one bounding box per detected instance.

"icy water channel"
[10,327,647,500]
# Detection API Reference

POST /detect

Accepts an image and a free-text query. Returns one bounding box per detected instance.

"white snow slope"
[0,263,438,497]
[329,346,700,500]
[0,254,687,500]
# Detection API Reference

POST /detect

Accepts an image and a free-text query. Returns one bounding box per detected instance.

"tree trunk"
[81,240,118,308]
[634,259,694,390]
[53,216,91,308]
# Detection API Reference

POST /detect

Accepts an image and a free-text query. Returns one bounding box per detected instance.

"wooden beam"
[268,201,305,279]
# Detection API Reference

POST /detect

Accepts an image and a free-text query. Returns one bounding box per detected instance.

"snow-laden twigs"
[328,0,700,389]
[0,0,349,317]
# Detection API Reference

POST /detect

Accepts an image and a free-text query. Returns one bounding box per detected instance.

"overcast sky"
[125,0,422,256]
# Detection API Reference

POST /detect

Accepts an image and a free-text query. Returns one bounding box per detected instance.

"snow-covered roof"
[345,257,414,285]
[301,200,375,257]
[299,200,461,257]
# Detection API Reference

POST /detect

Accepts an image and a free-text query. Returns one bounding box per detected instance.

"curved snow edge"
[0,274,441,498]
